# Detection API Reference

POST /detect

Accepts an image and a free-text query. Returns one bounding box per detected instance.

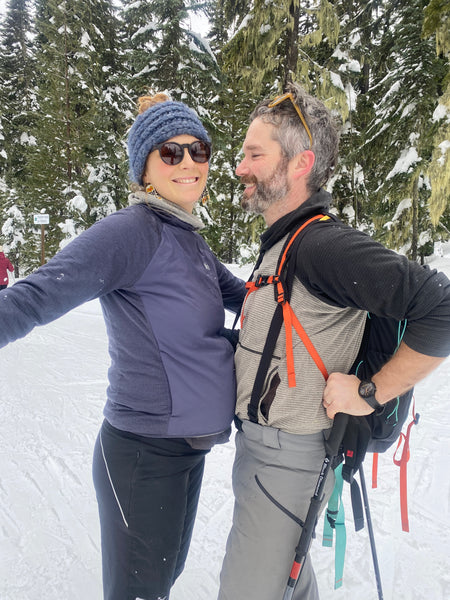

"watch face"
[359,381,376,398]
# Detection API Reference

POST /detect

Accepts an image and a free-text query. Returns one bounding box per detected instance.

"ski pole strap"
[350,478,365,532]
[393,399,420,532]
[325,412,349,457]
[322,463,346,590]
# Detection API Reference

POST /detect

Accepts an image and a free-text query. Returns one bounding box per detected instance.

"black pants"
[92,419,209,600]
[0,284,7,290]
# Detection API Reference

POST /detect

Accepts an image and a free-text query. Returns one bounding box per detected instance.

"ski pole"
[359,463,384,600]
[282,412,349,600]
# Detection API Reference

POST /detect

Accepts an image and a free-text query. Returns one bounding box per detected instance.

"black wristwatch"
[358,380,384,413]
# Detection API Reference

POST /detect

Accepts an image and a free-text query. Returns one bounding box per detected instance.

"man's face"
[236,118,290,215]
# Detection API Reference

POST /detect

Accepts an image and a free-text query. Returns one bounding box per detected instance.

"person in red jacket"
[0,246,13,290]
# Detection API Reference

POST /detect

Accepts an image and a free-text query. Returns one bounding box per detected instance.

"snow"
[68,194,88,213]
[329,71,345,91]
[80,31,93,50]
[392,197,412,222]
[19,132,37,146]
[131,23,158,40]
[345,82,357,112]
[1,252,450,600]
[433,103,449,122]
[386,147,420,180]
[437,140,450,166]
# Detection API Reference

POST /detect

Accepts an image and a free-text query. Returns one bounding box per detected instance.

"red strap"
[277,215,326,278]
[240,282,255,327]
[393,399,419,532]
[283,303,296,386]
[372,452,379,489]
[284,303,329,386]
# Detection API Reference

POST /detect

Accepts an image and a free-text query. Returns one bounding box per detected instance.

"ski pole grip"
[325,412,348,457]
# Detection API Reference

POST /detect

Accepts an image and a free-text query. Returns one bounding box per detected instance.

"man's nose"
[235,158,248,176]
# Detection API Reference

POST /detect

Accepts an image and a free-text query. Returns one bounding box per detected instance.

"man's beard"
[241,157,290,214]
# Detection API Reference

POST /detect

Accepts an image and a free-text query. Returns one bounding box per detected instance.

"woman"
[0,93,246,600]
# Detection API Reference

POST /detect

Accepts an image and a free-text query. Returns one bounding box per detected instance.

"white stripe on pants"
[218,420,334,600]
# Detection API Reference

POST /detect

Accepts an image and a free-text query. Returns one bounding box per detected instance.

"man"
[218,82,450,600]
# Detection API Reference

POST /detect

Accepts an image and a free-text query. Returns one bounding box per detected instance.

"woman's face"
[142,134,209,213]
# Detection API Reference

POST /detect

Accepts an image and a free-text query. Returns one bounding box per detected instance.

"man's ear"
[292,150,315,180]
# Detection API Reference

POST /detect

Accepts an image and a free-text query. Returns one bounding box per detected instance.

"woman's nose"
[180,148,196,166]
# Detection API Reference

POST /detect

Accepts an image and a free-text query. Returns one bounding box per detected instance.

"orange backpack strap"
[284,303,329,385]
[277,215,330,386]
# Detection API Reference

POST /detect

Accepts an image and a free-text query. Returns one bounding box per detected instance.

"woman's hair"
[250,82,340,192]
[136,93,170,115]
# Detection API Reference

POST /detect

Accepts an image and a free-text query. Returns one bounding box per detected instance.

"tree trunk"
[411,175,419,261]
[283,1,300,88]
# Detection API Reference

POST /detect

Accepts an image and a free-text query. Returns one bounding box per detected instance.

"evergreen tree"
[3,0,445,271]
[325,0,385,232]
[0,0,36,272]
[214,0,449,261]
[200,83,265,264]
[79,0,131,218]
[423,0,450,236]
[24,0,127,270]
[121,0,220,112]
[196,3,265,263]
[359,0,447,260]
[219,0,348,110]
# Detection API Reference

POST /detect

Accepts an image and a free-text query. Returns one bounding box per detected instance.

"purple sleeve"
[0,205,160,348]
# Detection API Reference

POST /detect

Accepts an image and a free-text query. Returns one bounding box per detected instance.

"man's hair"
[249,82,340,192]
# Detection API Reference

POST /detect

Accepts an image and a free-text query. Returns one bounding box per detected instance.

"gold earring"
[201,189,210,206]
[146,183,155,194]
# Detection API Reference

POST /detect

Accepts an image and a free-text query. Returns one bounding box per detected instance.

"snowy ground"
[0,249,449,600]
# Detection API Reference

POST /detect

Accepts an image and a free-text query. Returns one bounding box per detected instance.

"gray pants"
[218,420,334,600]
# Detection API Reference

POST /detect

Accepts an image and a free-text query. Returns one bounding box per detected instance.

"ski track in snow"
[1,254,450,600]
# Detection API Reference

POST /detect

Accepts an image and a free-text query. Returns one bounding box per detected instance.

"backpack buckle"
[254,274,279,288]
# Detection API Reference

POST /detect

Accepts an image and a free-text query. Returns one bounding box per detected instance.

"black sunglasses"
[153,140,211,165]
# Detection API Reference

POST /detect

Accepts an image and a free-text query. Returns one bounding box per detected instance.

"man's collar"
[260,189,332,251]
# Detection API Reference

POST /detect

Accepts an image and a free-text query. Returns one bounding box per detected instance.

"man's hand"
[322,372,374,419]
[323,344,447,419]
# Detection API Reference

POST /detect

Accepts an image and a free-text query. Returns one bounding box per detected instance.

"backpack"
[241,213,419,589]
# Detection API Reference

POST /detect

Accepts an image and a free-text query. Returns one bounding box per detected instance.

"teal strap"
[322,463,347,589]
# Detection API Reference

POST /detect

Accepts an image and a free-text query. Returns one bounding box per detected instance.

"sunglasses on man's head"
[268,92,313,149]
[153,141,212,165]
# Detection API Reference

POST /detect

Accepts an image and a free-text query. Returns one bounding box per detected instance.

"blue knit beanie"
[128,99,211,185]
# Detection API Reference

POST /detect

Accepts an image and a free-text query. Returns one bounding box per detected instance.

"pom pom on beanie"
[128,96,210,185]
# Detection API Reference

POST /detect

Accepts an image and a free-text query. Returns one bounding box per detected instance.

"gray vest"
[235,234,367,435]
